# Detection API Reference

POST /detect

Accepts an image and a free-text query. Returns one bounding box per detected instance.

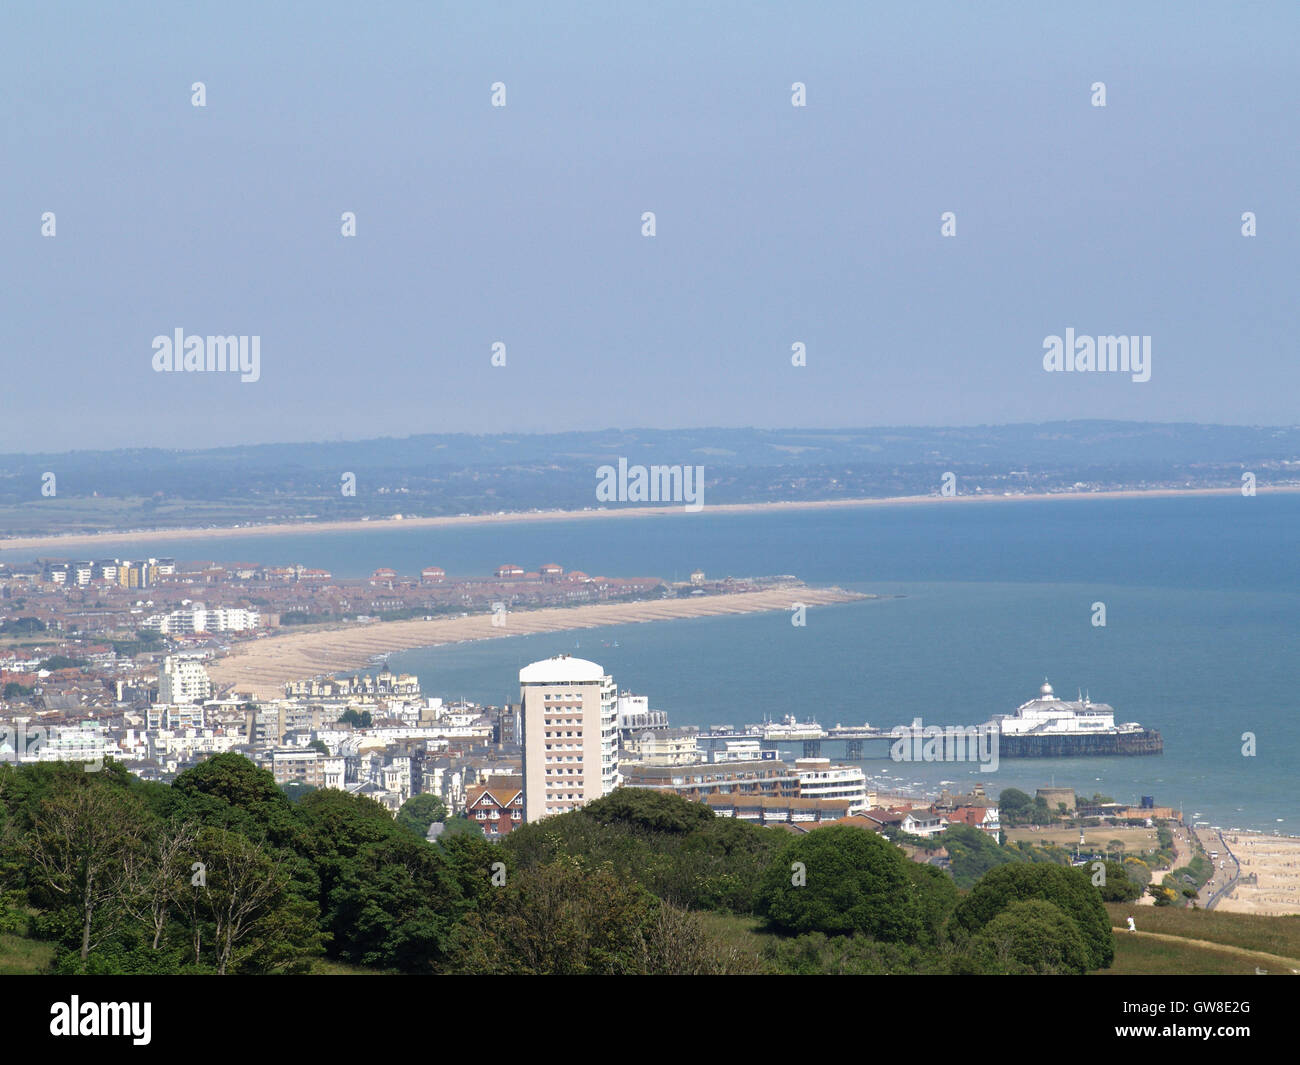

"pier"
[699,725,893,760]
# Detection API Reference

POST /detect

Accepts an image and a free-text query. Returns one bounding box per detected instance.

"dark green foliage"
[762,931,955,975]
[445,858,723,975]
[0,616,45,634]
[438,816,485,839]
[173,753,291,822]
[0,760,1120,975]
[502,793,786,913]
[395,793,448,838]
[326,836,465,972]
[998,787,1032,822]
[906,860,961,945]
[280,781,317,803]
[943,824,1021,889]
[971,899,1092,974]
[756,826,924,942]
[437,832,508,911]
[581,788,715,835]
[1096,860,1143,902]
[35,655,86,672]
[954,861,1114,968]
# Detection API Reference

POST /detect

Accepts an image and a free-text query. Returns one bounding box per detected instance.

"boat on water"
[988,680,1163,757]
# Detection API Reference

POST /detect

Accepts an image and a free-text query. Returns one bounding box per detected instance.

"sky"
[1,1,1297,452]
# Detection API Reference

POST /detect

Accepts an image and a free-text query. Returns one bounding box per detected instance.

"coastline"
[3,484,1295,555]
[207,585,867,700]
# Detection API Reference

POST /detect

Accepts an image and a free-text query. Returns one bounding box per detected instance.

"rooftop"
[519,654,606,684]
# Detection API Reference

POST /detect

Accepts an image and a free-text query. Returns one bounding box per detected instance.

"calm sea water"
[9,495,1298,831]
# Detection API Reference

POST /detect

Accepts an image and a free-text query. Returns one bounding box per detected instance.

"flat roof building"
[520,655,619,822]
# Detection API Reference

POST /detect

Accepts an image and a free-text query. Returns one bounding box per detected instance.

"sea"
[8,494,1298,832]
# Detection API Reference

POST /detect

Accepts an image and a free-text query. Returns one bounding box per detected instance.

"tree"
[943,823,1018,889]
[955,862,1113,969]
[121,818,198,951]
[188,826,320,975]
[172,753,291,821]
[998,787,1032,824]
[280,781,317,803]
[1096,860,1142,902]
[339,708,372,728]
[439,816,484,839]
[448,858,659,975]
[905,860,960,945]
[581,789,714,835]
[395,793,448,838]
[756,825,924,942]
[971,899,1092,974]
[293,789,410,936]
[327,836,465,972]
[25,782,151,961]
[171,753,298,846]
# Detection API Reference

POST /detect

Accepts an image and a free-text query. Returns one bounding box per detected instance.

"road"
[1200,828,1242,910]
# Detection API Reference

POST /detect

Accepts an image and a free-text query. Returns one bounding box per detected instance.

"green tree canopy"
[395,793,448,838]
[955,861,1113,969]
[756,825,924,942]
[971,899,1092,974]
[581,789,715,835]
[326,835,465,972]
[448,858,659,975]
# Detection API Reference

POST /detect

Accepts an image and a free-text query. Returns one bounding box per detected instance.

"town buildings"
[158,656,213,705]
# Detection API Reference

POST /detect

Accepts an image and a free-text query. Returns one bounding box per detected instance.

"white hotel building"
[158,656,213,705]
[143,604,260,635]
[520,655,620,823]
[794,757,868,814]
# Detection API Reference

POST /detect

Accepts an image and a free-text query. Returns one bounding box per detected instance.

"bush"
[756,826,923,942]
[955,862,1113,969]
[971,899,1092,974]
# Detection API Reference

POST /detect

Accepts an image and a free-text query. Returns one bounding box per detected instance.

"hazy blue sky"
[2,2,1296,451]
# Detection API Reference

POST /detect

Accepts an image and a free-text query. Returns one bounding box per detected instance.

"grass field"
[1105,902,1300,962]
[1005,826,1159,852]
[1100,932,1261,975]
[0,932,56,974]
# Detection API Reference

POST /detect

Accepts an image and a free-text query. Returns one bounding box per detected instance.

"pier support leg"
[803,740,821,758]
[846,740,863,760]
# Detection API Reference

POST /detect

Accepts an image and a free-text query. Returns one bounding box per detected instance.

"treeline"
[0,757,1139,974]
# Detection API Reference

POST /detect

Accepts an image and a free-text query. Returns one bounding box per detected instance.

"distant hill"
[1,422,1297,537]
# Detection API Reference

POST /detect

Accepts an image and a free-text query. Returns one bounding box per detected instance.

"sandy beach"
[2,485,1292,556]
[208,585,867,700]
[1215,832,1300,916]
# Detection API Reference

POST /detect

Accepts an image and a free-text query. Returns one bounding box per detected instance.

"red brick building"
[466,778,524,838]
